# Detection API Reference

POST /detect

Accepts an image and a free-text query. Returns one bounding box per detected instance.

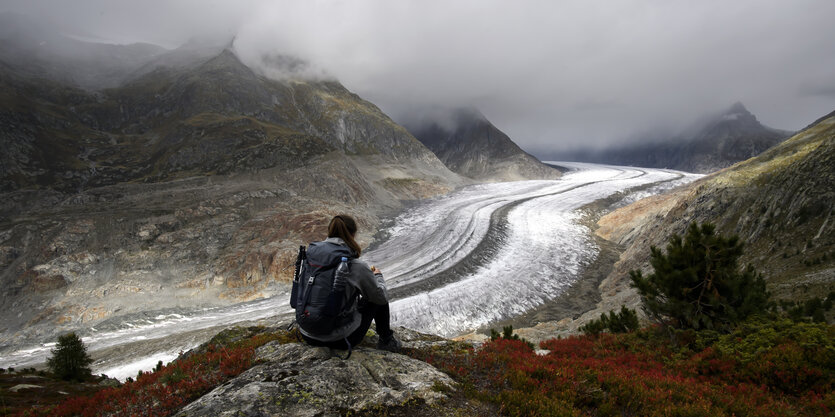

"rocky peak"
[725,101,750,116]
[696,101,764,137]
[451,106,488,125]
[406,107,560,181]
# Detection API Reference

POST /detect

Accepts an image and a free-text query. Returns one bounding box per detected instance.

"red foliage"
[16,332,282,417]
[413,329,832,416]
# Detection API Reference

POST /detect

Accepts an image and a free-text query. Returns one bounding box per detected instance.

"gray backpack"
[289,241,355,336]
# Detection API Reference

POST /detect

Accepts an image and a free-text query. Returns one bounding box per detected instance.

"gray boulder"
[175,340,455,416]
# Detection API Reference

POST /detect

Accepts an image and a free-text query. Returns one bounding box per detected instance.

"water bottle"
[325,257,350,317]
[333,257,350,292]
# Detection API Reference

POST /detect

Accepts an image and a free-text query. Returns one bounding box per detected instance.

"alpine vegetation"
[630,222,769,332]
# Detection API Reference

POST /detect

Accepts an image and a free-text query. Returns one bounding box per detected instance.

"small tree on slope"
[630,222,769,332]
[47,332,93,381]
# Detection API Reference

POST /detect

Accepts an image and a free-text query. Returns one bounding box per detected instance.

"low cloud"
[3,0,835,153]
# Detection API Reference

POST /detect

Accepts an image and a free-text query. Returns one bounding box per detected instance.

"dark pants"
[302,302,393,350]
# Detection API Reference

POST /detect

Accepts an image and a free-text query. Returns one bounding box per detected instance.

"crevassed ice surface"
[365,162,700,336]
[0,163,701,379]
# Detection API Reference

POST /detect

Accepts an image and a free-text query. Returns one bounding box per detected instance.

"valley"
[0,163,700,380]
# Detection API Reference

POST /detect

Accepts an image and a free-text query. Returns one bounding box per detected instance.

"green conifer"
[47,332,93,381]
[580,306,640,335]
[630,222,768,332]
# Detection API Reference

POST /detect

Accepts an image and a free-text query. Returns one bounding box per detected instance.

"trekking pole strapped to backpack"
[289,245,306,309]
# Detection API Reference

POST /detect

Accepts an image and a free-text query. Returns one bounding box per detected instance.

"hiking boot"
[376,334,402,353]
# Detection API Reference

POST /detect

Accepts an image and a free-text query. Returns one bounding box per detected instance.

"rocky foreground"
[175,327,457,417]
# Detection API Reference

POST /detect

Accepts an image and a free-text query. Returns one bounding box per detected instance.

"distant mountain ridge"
[0,48,447,192]
[585,109,835,325]
[551,103,792,173]
[406,108,560,181]
[0,12,173,89]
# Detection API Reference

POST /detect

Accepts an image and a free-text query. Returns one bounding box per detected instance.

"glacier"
[366,162,700,336]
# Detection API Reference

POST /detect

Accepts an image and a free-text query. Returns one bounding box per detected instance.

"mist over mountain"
[3,1,834,152]
[545,103,793,173]
[0,33,467,344]
[0,12,169,89]
[405,108,560,181]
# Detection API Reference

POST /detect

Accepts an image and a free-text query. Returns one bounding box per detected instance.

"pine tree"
[580,306,640,335]
[47,332,93,381]
[630,222,769,332]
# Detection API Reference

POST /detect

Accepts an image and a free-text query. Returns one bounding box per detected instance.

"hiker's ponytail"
[328,215,362,257]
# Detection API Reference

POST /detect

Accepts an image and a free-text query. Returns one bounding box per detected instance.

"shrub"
[411,324,832,417]
[711,318,835,395]
[630,222,769,332]
[47,332,93,381]
[580,306,640,335]
[778,295,834,323]
[33,328,290,417]
[489,325,534,350]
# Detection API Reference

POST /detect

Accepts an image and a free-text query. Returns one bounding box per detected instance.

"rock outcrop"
[176,328,455,416]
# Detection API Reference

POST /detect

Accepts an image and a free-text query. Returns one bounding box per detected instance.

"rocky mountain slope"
[406,108,561,181]
[552,103,792,173]
[582,109,835,324]
[0,43,466,346]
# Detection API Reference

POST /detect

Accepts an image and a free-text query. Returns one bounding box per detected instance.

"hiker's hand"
[371,265,382,275]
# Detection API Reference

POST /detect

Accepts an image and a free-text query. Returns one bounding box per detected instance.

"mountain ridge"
[0,12,170,89]
[576,109,835,329]
[0,45,467,345]
[549,102,792,173]
[406,107,561,181]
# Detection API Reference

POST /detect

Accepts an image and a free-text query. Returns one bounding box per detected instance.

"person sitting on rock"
[296,214,402,353]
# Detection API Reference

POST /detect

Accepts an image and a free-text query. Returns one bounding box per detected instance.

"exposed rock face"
[407,108,561,181]
[0,49,448,193]
[552,103,792,173]
[577,110,835,326]
[0,41,465,345]
[176,332,455,416]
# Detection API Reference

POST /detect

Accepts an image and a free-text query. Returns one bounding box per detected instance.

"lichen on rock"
[175,340,455,416]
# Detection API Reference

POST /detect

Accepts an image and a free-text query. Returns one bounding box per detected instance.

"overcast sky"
[2,0,834,153]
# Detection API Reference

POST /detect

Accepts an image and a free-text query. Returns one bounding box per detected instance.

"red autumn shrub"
[16,329,286,417]
[410,323,833,417]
